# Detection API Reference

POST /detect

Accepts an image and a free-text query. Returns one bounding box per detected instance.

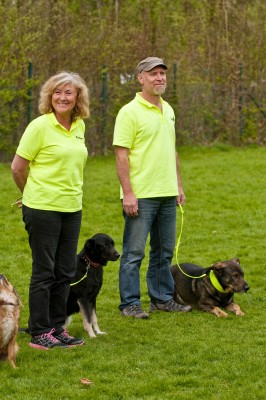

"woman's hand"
[11,196,23,209]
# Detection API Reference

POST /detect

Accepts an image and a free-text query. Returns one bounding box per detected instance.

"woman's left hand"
[11,196,23,209]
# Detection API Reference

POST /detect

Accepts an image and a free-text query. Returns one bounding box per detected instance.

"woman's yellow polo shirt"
[16,113,88,212]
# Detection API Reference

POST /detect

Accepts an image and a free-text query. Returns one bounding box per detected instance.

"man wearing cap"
[113,57,191,319]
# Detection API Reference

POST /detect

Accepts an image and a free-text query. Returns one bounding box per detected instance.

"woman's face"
[52,83,78,119]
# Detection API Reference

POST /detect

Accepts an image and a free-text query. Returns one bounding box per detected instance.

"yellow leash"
[175,205,207,279]
[70,266,89,287]
[175,206,228,292]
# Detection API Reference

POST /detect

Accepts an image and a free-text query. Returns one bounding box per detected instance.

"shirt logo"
[76,136,83,140]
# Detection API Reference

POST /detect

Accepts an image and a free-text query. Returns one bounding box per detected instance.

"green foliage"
[0,1,266,159]
[1,146,266,399]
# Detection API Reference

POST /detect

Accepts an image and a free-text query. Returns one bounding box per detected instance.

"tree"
[0,0,265,160]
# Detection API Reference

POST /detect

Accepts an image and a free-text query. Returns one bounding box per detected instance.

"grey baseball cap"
[136,57,168,75]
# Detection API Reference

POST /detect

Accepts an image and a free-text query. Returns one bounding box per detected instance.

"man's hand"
[123,193,138,217]
[176,191,186,206]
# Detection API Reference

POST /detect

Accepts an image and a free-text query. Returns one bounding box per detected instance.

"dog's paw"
[235,310,245,316]
[95,331,107,335]
[88,332,97,338]
[211,306,229,318]
[225,303,245,316]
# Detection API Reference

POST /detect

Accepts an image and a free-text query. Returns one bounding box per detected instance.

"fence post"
[27,62,33,124]
[238,62,244,138]
[173,63,177,105]
[101,65,108,155]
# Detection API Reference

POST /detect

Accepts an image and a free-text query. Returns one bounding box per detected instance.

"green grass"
[0,146,265,399]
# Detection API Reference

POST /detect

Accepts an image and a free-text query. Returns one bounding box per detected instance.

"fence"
[0,64,265,161]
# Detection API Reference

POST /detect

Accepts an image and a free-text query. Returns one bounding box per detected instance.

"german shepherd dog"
[0,275,21,367]
[65,233,120,337]
[171,258,249,317]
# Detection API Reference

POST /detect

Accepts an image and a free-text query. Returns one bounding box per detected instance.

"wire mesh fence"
[0,67,265,161]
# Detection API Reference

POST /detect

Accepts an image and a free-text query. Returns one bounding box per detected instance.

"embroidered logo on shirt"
[76,136,83,140]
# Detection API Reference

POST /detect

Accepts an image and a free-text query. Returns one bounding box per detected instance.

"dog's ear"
[85,238,96,249]
[231,258,240,265]
[208,262,224,275]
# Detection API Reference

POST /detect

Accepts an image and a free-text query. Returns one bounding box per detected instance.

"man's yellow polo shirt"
[113,93,178,199]
[16,113,88,212]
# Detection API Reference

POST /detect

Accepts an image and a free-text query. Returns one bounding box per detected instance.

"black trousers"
[22,205,82,336]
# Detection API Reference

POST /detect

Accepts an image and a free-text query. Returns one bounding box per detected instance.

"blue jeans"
[22,206,82,336]
[119,197,176,310]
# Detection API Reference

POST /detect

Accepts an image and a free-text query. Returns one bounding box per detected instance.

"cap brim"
[144,62,167,72]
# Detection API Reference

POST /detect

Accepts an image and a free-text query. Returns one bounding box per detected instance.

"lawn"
[0,145,265,399]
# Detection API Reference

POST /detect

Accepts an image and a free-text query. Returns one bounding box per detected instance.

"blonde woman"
[11,72,90,350]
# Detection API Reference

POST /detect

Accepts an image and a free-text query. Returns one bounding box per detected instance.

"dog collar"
[209,270,228,293]
[81,254,102,269]
[70,255,101,287]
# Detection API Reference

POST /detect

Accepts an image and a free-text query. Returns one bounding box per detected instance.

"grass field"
[0,145,265,399]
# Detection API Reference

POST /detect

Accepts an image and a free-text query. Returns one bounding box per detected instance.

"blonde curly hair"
[38,71,90,120]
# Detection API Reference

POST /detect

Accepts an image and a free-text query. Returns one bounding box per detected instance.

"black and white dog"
[65,233,120,338]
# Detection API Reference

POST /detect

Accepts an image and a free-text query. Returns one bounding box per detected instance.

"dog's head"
[83,233,120,266]
[0,274,21,307]
[208,258,250,293]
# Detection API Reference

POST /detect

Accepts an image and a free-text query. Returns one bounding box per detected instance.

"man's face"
[138,67,167,96]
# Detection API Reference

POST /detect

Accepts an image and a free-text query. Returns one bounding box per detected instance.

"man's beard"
[153,86,166,95]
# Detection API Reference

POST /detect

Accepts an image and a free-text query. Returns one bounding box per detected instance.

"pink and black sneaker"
[29,328,68,350]
[53,329,85,346]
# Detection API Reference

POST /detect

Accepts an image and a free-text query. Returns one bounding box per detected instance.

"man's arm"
[176,151,185,205]
[114,146,138,217]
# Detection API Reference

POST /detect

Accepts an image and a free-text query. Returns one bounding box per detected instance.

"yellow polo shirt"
[16,113,88,212]
[113,93,178,199]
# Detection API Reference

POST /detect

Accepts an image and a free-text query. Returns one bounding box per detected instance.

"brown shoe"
[149,299,192,312]
[121,305,149,319]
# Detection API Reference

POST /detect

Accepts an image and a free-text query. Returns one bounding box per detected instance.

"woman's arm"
[11,154,30,193]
